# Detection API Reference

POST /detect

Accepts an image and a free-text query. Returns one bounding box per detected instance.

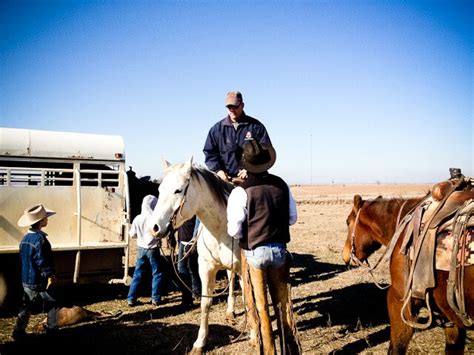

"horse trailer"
[0,127,134,308]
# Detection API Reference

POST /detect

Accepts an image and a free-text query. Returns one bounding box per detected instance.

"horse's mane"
[363,195,427,223]
[191,166,234,208]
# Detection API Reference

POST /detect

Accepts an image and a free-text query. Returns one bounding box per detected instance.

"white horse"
[150,158,241,353]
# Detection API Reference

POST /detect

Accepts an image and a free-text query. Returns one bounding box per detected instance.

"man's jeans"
[127,247,164,303]
[243,242,287,269]
[14,287,57,333]
[177,242,201,302]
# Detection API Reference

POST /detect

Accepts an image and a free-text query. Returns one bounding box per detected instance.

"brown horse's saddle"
[430,190,474,229]
[399,175,474,300]
[436,228,474,271]
[434,191,474,271]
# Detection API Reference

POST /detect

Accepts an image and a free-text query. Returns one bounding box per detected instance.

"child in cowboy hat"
[12,204,58,341]
[226,139,301,354]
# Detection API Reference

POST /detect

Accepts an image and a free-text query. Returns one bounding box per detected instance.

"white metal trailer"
[0,127,131,307]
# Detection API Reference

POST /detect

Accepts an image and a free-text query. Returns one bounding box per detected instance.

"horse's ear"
[162,158,171,169]
[353,195,363,209]
[183,156,193,175]
[187,156,193,166]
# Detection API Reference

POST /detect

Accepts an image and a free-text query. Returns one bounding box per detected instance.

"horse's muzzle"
[152,223,171,239]
[152,224,163,238]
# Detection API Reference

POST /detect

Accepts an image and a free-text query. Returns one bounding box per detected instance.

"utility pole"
[310,134,313,185]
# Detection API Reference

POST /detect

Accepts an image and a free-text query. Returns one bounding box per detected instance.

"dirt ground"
[1,184,473,354]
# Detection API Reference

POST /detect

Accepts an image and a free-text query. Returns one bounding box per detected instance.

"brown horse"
[342,194,474,354]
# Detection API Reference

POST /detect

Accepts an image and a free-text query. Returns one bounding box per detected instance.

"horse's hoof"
[188,347,203,355]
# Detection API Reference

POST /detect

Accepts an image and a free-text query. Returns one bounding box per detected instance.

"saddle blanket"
[435,228,474,271]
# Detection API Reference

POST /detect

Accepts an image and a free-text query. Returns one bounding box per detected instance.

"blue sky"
[1,0,472,184]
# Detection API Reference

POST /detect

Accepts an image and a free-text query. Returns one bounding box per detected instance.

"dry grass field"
[1,184,473,354]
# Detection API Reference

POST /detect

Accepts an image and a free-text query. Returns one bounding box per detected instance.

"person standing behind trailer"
[177,216,201,308]
[12,204,58,341]
[203,91,272,185]
[127,195,164,307]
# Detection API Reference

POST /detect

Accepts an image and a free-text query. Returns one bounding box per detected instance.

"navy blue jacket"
[203,113,271,177]
[19,230,55,290]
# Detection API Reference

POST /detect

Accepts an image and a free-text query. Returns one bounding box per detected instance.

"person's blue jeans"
[243,242,287,269]
[14,286,57,333]
[127,247,163,303]
[177,242,201,302]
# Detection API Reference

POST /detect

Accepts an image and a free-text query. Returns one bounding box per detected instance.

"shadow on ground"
[290,252,348,287]
[330,326,391,354]
[287,252,391,352]
[0,312,241,355]
[294,281,390,352]
[295,282,389,330]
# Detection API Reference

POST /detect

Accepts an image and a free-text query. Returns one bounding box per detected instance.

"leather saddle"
[400,175,473,300]
[430,190,474,230]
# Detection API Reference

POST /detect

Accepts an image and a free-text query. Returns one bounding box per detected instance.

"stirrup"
[400,290,433,330]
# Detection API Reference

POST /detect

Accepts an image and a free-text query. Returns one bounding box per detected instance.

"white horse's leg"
[191,264,218,353]
[226,270,236,322]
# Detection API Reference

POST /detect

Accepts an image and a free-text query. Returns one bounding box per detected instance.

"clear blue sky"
[1,0,472,184]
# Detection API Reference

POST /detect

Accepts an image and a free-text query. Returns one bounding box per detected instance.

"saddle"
[430,190,474,229]
[394,172,474,328]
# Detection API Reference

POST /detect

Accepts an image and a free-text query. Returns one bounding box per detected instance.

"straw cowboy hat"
[240,139,276,174]
[17,204,56,227]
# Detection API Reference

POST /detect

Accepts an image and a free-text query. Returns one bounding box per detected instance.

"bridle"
[349,200,408,289]
[162,174,192,238]
[349,208,365,267]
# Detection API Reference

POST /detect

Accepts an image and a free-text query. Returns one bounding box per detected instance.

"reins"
[349,208,364,267]
[168,229,234,300]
